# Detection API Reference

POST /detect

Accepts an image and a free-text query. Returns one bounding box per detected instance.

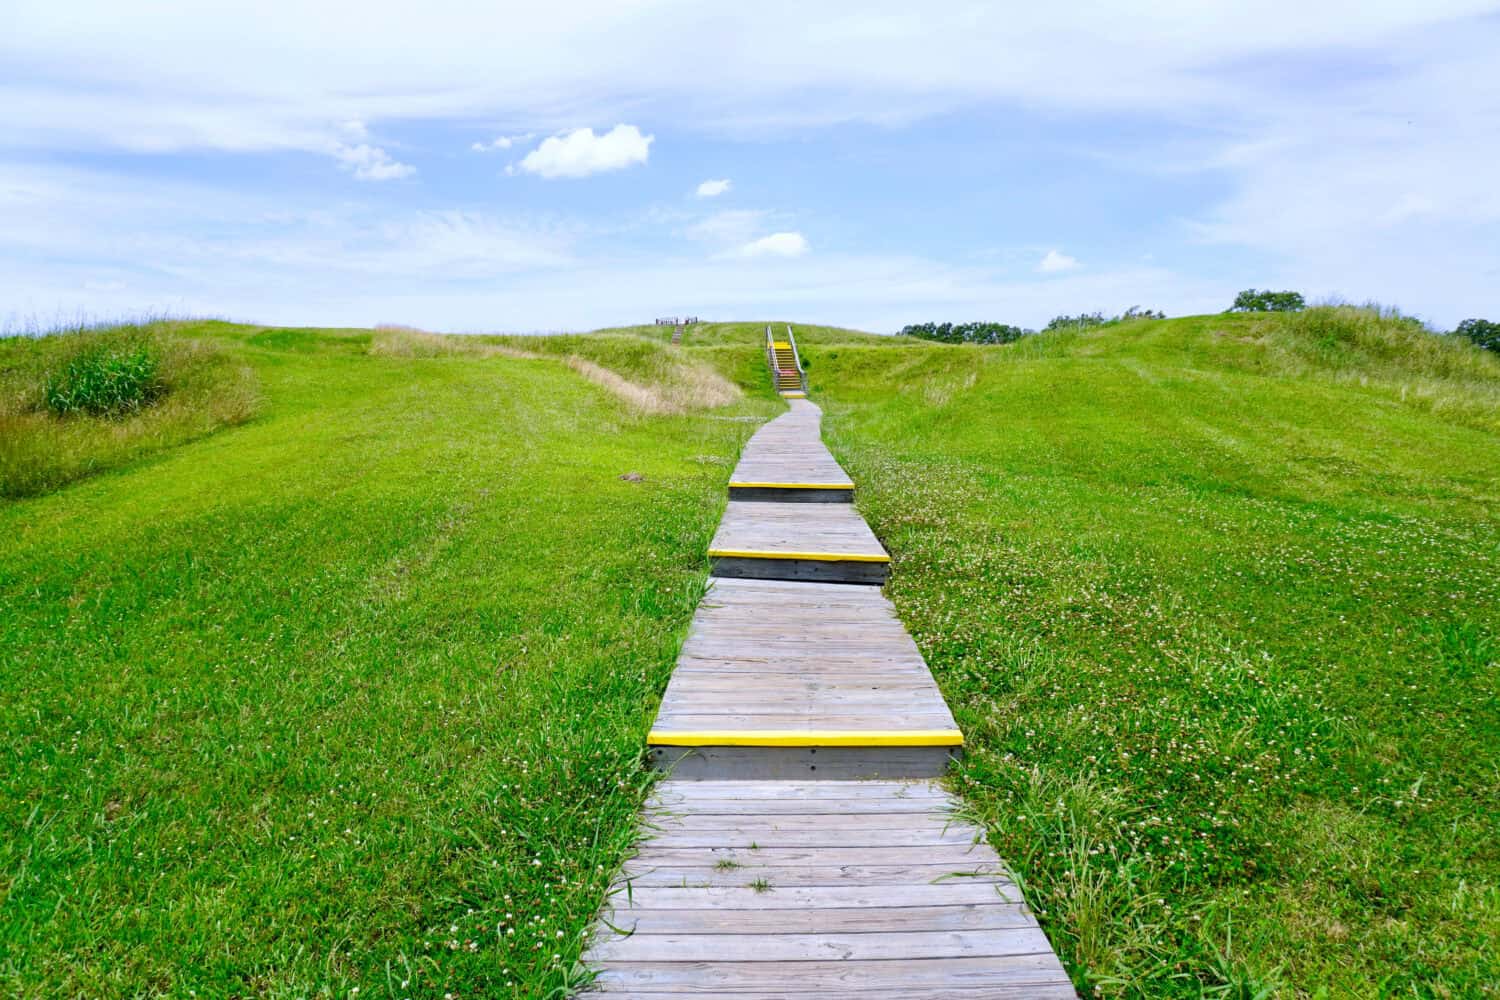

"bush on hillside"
[898,322,1030,345]
[1232,288,1306,312]
[1454,318,1500,354]
[44,334,165,416]
[1250,306,1500,432]
[1,322,259,497]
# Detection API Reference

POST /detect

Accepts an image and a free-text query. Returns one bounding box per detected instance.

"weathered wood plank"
[597,882,1024,910]
[597,903,1033,935]
[650,780,950,800]
[615,864,1008,887]
[636,827,980,848]
[628,845,994,867]
[589,955,1074,990]
[648,746,957,780]
[710,502,888,559]
[589,927,1056,963]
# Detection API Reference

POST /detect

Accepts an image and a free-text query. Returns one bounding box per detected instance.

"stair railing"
[785,324,807,392]
[765,324,783,391]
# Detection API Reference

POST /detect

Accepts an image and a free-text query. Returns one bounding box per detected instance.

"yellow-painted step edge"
[728,481,851,489]
[649,729,964,747]
[772,341,791,348]
[709,548,890,563]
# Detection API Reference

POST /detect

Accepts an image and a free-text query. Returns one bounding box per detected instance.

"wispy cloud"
[514,125,652,179]
[328,142,415,181]
[472,132,535,152]
[741,232,809,258]
[684,209,769,245]
[1038,249,1079,273]
[696,178,732,198]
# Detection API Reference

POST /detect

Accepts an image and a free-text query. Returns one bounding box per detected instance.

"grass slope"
[6,312,1495,998]
[807,311,1500,997]
[1,322,775,997]
[0,322,259,498]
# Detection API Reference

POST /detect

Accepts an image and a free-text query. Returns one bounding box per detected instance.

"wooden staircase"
[767,325,807,397]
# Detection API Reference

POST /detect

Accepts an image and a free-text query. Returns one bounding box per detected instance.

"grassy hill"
[0,321,777,997]
[1,312,1496,997]
[806,310,1500,996]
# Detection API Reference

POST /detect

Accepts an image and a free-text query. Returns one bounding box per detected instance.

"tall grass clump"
[43,332,164,416]
[0,322,259,498]
[1250,304,1500,431]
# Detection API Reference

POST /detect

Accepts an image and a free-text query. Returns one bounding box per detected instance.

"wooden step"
[581,780,1074,995]
[647,578,958,778]
[709,502,889,584]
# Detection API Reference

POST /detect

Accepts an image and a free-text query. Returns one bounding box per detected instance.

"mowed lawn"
[813,315,1499,997]
[0,325,770,997]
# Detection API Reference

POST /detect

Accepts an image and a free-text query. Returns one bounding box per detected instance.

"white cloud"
[472,132,535,152]
[684,209,769,245]
[328,143,415,181]
[0,163,1240,336]
[515,125,652,179]
[1038,249,1079,273]
[3,2,1499,327]
[741,232,809,258]
[696,178,732,198]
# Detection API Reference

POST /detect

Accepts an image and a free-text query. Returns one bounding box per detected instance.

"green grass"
[1,322,260,498]
[806,310,1500,997]
[0,321,776,997]
[5,310,1496,998]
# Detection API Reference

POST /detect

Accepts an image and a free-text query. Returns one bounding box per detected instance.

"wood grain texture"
[728,399,853,490]
[650,579,956,747]
[710,502,888,561]
[582,779,1074,996]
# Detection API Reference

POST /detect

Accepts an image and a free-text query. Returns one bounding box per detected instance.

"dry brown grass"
[565,357,674,413]
[373,326,740,416]
[564,354,739,415]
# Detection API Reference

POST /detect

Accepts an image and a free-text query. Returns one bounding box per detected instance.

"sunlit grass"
[0,322,775,997]
[814,309,1500,997]
[0,321,259,497]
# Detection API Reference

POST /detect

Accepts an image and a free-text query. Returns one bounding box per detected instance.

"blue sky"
[3,2,1498,333]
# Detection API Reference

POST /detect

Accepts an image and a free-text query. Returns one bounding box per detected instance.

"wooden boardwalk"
[728,399,852,501]
[587,782,1075,998]
[581,389,1073,996]
[649,578,959,779]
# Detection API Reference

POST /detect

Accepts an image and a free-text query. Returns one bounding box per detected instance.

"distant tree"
[898,322,1029,345]
[1043,312,1107,333]
[1455,318,1500,353]
[1231,289,1306,312]
[1120,305,1166,321]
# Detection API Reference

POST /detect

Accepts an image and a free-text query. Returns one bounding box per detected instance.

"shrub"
[1231,289,1306,313]
[43,335,165,416]
[1454,318,1500,354]
[1,322,259,497]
